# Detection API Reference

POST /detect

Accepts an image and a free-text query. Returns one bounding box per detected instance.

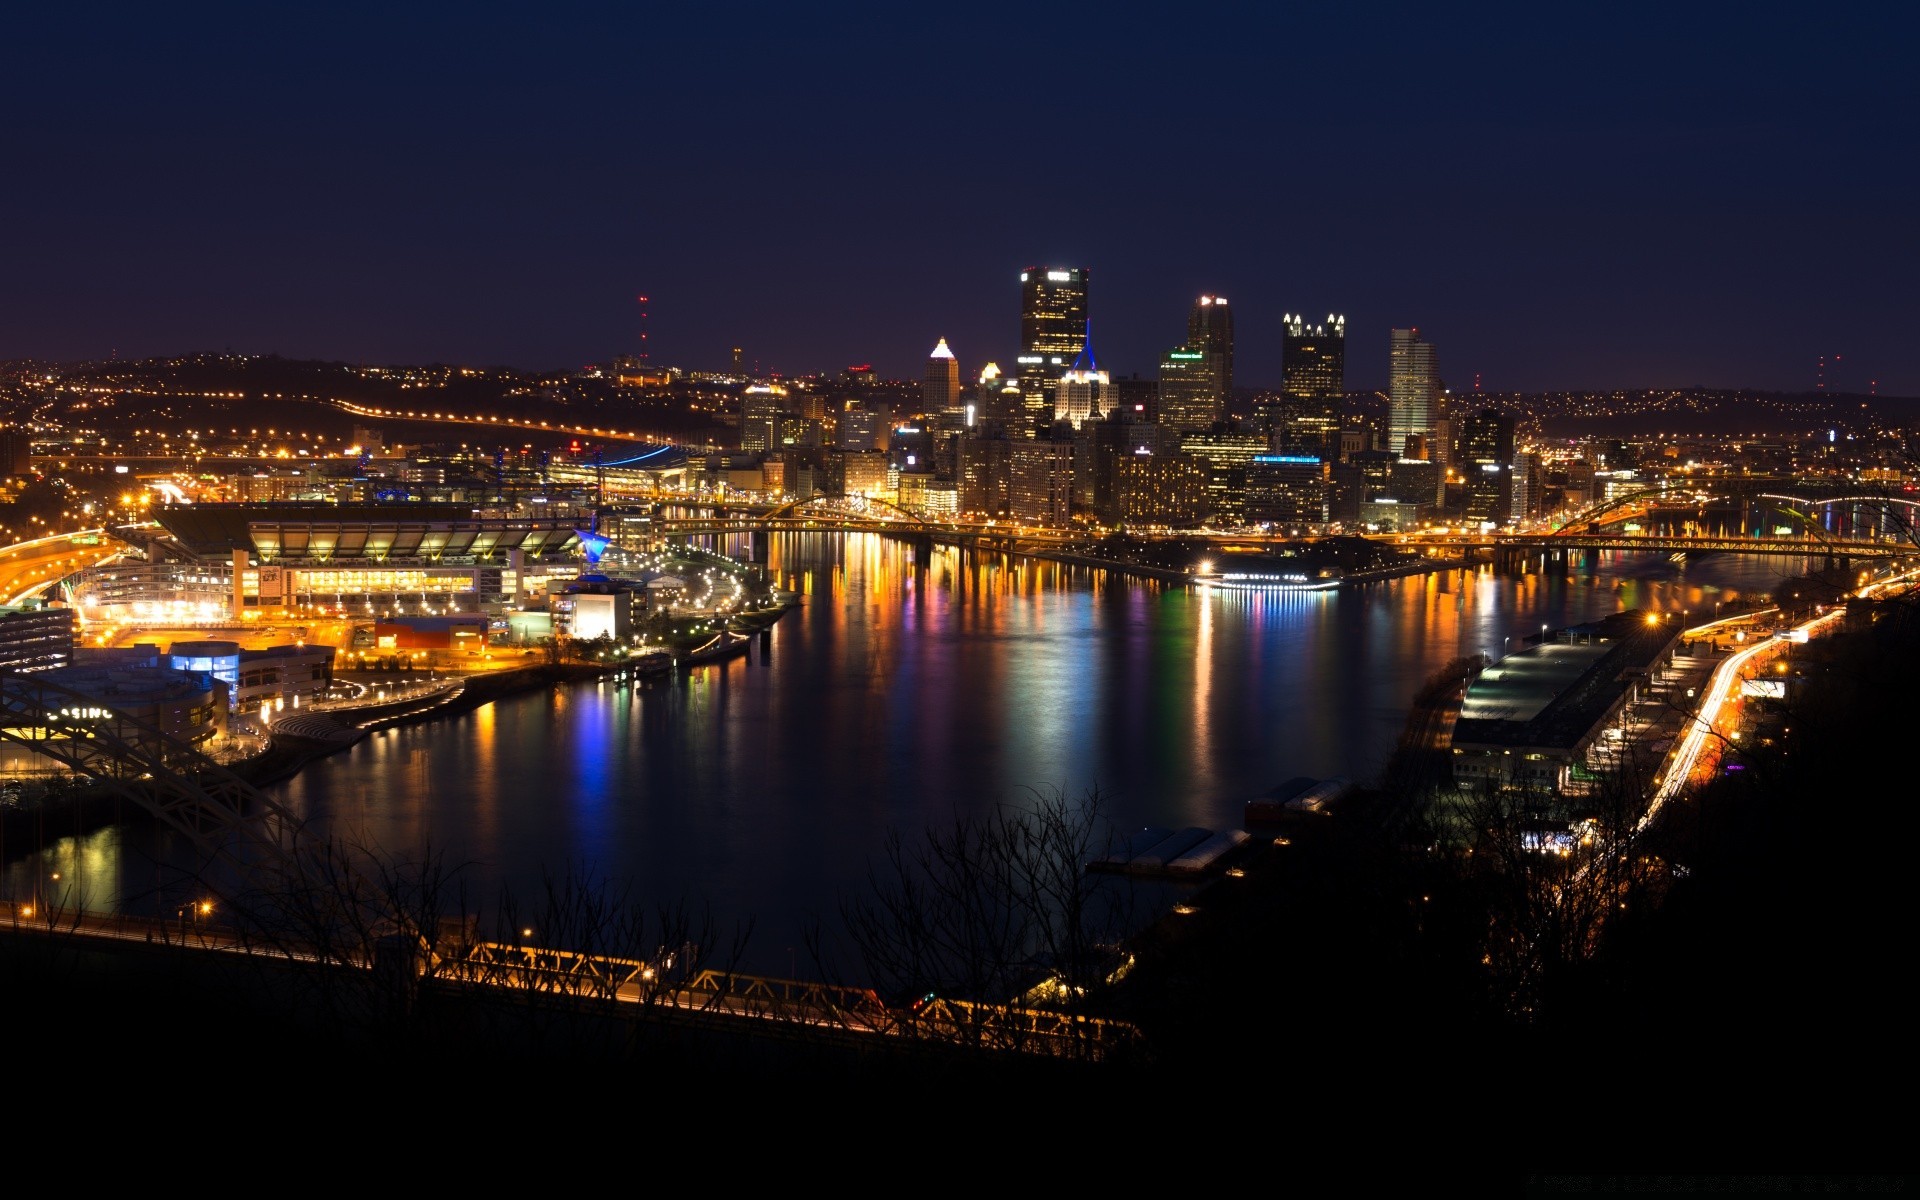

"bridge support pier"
[750,528,770,564]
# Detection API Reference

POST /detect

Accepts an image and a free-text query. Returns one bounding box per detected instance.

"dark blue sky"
[4,3,1916,393]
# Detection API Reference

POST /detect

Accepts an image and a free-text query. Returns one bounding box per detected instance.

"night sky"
[5,4,1916,393]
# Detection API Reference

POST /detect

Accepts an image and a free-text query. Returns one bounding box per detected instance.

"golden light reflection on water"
[0,535,1802,929]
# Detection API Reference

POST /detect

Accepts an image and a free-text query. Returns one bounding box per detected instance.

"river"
[4,534,1802,972]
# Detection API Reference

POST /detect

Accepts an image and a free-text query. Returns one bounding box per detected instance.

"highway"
[0,529,126,606]
[1643,565,1920,832]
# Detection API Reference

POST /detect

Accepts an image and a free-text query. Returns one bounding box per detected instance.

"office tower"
[1017,267,1089,430]
[959,433,1014,517]
[1460,408,1516,526]
[923,338,961,412]
[1053,335,1109,429]
[741,384,788,453]
[1158,346,1218,431]
[1113,450,1211,528]
[1187,295,1234,414]
[835,402,888,451]
[1156,296,1230,432]
[1388,328,1439,459]
[1271,313,1346,459]
[1246,455,1329,529]
[1008,436,1074,527]
[1512,450,1542,524]
[1181,430,1268,527]
[1106,375,1158,425]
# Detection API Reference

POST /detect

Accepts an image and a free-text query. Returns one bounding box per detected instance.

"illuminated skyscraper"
[1157,295,1230,431]
[1158,346,1216,431]
[1388,327,1439,459]
[1272,313,1347,460]
[1460,408,1515,526]
[741,384,789,453]
[1053,330,1110,429]
[1017,267,1089,430]
[1187,295,1234,414]
[923,338,961,412]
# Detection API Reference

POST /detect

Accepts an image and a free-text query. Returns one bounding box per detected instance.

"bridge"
[636,498,1910,567]
[1412,531,1906,560]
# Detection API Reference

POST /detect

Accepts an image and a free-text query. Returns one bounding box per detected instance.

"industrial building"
[1450,610,1683,794]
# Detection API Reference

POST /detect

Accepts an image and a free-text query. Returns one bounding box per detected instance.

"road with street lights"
[1644,565,1920,831]
[0,530,126,607]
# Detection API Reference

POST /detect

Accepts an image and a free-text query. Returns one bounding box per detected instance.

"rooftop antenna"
[636,294,650,364]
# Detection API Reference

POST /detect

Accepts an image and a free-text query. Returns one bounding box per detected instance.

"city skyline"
[1,7,1914,393]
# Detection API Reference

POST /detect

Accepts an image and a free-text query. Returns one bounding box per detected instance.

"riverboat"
[1190,571,1340,592]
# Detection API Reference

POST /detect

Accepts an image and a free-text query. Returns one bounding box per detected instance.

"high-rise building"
[835,402,888,451]
[1388,328,1439,460]
[1158,347,1217,431]
[1181,430,1268,527]
[1282,313,1346,398]
[1156,297,1231,432]
[1106,375,1158,425]
[1272,313,1346,460]
[923,338,961,412]
[1017,267,1089,430]
[740,384,789,453]
[959,433,1014,518]
[1053,337,1110,430]
[1246,455,1329,529]
[1114,451,1210,528]
[1008,437,1074,527]
[1187,296,1234,415]
[1459,408,1516,527]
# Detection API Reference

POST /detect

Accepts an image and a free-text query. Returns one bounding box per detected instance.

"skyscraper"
[1017,267,1089,430]
[1053,334,1110,429]
[1156,295,1230,431]
[1187,295,1234,414]
[923,338,961,412]
[1459,408,1515,526]
[1388,327,1439,459]
[1158,346,1216,431]
[1274,313,1347,460]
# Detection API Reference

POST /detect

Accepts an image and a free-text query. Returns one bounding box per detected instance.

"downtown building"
[1180,429,1269,527]
[1113,449,1210,529]
[1053,338,1111,430]
[1007,437,1074,527]
[1389,327,1446,507]
[1187,295,1233,417]
[1157,295,1233,432]
[1388,328,1439,460]
[1459,408,1516,527]
[1016,267,1089,433]
[923,339,961,412]
[1270,313,1347,461]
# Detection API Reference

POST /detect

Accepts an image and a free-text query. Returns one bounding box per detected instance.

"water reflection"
[2,536,1801,972]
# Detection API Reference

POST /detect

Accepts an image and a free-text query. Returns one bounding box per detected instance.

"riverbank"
[999,543,1471,589]
[0,599,804,860]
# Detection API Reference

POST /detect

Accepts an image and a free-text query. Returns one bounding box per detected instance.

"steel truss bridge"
[1433,532,1905,559]
[635,486,1920,562]
[0,670,1139,1061]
